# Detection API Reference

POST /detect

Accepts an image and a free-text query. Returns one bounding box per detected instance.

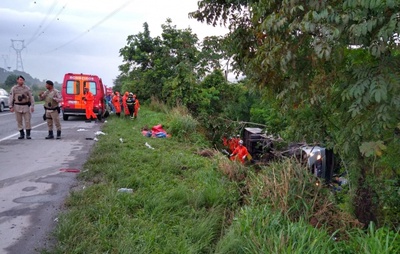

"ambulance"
[61,73,107,121]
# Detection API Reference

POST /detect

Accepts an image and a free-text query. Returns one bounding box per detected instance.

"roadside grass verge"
[47,105,400,253]
[50,107,240,253]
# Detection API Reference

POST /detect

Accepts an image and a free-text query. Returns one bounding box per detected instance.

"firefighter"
[126,92,135,119]
[112,91,121,117]
[133,94,140,119]
[122,91,129,117]
[230,140,250,164]
[83,87,98,122]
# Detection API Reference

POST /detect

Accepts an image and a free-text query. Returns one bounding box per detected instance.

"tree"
[191,0,400,227]
[4,74,18,89]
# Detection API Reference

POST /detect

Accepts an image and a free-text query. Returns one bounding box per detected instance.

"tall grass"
[215,206,339,254]
[246,159,362,235]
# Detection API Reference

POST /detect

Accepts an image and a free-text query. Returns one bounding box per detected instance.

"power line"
[26,0,59,47]
[47,0,135,53]
[26,0,70,47]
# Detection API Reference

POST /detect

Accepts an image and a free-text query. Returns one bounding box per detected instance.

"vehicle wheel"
[0,103,4,112]
[97,110,102,121]
[63,114,69,121]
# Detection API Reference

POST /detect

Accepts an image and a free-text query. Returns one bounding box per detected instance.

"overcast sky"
[0,0,228,87]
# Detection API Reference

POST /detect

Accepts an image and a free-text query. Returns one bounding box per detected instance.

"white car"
[0,88,10,112]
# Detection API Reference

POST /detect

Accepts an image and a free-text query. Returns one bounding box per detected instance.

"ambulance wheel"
[97,110,103,121]
[63,114,69,121]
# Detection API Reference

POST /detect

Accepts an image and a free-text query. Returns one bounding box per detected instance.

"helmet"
[129,92,133,96]
[239,140,243,145]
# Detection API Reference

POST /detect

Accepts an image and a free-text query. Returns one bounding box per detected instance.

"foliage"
[166,105,206,144]
[191,0,400,227]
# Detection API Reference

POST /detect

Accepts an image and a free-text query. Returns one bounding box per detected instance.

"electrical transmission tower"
[11,39,25,72]
[2,55,9,70]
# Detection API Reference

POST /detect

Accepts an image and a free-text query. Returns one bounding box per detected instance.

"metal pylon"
[11,39,25,72]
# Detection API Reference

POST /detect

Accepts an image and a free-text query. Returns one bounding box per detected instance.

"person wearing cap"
[83,87,98,122]
[8,75,35,139]
[230,139,250,164]
[125,92,135,119]
[39,80,62,139]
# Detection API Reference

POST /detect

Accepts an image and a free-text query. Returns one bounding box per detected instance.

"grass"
[49,106,239,253]
[45,105,400,254]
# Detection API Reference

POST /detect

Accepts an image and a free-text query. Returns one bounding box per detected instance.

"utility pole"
[1,55,11,70]
[11,39,25,72]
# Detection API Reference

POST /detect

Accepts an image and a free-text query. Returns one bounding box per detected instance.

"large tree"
[191,0,400,227]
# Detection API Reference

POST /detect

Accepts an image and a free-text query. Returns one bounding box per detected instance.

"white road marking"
[0,122,47,142]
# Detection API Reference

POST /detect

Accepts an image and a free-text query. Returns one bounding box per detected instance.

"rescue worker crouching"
[39,80,63,139]
[230,140,250,164]
[8,75,35,139]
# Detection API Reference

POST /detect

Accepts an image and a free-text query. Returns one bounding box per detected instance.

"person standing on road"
[83,87,98,123]
[39,80,63,139]
[8,75,35,139]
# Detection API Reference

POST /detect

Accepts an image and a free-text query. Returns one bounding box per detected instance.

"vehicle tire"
[97,111,102,121]
[0,103,4,112]
[63,114,69,121]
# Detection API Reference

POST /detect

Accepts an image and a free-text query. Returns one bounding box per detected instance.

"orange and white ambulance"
[61,73,107,121]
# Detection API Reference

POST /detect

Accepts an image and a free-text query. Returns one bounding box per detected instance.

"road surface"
[0,106,103,253]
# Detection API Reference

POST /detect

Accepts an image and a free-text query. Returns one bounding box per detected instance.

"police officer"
[8,75,35,139]
[39,80,63,139]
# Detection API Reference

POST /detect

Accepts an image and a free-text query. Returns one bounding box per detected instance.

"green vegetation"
[39,1,399,252]
[46,106,399,253]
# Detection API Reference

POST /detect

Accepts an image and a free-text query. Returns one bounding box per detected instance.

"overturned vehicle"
[242,127,338,183]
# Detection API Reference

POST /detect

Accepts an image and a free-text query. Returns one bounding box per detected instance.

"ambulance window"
[84,81,97,95]
[66,81,80,95]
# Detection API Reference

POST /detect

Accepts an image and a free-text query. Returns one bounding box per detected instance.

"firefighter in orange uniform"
[112,91,121,117]
[133,94,140,119]
[83,87,97,122]
[230,140,249,164]
[122,91,129,117]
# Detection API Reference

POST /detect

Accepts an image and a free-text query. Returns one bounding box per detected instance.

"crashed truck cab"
[242,127,334,182]
[300,146,325,178]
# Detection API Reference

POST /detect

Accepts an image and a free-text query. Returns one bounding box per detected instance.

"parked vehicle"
[0,88,10,112]
[61,73,108,121]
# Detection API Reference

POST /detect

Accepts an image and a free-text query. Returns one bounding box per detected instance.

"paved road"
[0,106,103,253]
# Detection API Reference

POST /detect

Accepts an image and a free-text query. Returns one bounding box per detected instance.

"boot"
[18,130,25,139]
[56,130,61,139]
[45,131,54,139]
[26,129,31,139]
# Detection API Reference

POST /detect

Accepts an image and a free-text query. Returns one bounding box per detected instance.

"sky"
[0,0,228,87]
